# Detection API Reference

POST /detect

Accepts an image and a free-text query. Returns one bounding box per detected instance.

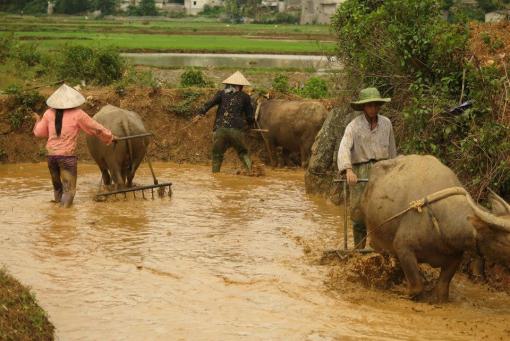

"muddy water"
[0,163,509,340]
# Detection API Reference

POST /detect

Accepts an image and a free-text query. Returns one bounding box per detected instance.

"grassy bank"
[13,31,335,55]
[0,15,331,36]
[0,14,335,54]
[0,268,54,340]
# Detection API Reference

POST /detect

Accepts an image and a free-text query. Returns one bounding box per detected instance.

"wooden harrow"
[94,133,173,201]
[322,178,372,261]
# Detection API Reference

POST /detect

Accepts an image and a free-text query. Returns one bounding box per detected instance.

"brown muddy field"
[0,163,509,340]
[0,86,509,339]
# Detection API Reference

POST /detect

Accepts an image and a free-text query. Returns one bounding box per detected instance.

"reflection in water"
[0,162,508,340]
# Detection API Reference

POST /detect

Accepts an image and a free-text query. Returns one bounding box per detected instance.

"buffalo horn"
[488,188,510,214]
[466,194,510,232]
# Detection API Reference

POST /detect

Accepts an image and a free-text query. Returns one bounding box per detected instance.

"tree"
[138,0,158,16]
[54,0,91,14]
[93,0,117,15]
[0,0,45,13]
[23,0,48,14]
[225,0,241,22]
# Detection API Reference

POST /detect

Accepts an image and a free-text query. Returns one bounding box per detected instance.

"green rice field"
[0,14,336,54]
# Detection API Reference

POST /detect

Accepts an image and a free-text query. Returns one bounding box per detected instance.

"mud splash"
[0,163,509,340]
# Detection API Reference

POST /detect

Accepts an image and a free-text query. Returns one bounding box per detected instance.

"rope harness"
[352,186,469,251]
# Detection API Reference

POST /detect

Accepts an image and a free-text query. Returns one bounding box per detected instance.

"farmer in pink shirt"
[33,84,115,207]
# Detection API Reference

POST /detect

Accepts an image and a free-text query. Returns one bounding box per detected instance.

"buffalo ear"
[489,196,510,217]
[468,215,490,233]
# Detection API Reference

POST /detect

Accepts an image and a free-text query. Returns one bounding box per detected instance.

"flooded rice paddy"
[0,162,509,340]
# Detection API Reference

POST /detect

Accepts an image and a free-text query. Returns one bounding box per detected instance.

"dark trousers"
[212,128,251,173]
[47,155,77,208]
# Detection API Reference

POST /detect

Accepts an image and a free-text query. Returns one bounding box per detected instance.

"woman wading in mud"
[33,84,115,207]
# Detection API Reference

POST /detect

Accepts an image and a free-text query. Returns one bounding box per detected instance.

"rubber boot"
[212,157,223,173]
[353,221,367,249]
[53,189,62,203]
[60,192,75,208]
[240,153,252,171]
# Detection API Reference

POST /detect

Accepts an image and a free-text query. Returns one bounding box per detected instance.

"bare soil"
[0,86,269,167]
[469,21,510,66]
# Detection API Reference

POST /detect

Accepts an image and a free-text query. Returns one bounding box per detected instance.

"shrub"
[165,10,186,18]
[331,0,510,197]
[14,43,41,67]
[298,77,328,99]
[272,74,290,93]
[274,12,300,24]
[255,11,300,24]
[168,89,204,119]
[23,0,47,14]
[58,45,125,85]
[4,86,45,130]
[0,33,15,62]
[200,5,224,17]
[92,48,125,85]
[180,68,210,88]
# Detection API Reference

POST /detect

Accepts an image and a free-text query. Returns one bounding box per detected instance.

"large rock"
[305,104,357,204]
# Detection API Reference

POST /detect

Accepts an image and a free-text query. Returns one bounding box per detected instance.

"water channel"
[121,53,341,70]
[0,163,509,340]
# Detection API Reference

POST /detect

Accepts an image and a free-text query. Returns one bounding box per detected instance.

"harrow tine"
[94,182,172,201]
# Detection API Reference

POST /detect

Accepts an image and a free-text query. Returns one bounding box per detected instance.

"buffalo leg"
[105,159,124,189]
[300,145,309,168]
[434,254,462,302]
[394,244,424,299]
[127,150,145,187]
[100,168,111,187]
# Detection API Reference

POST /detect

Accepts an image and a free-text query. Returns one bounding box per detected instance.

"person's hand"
[346,168,358,186]
[192,115,202,123]
[32,112,41,121]
[112,135,119,142]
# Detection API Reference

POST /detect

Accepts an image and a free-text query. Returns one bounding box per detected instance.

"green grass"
[0,268,54,340]
[0,14,331,35]
[0,14,335,54]
[14,31,335,54]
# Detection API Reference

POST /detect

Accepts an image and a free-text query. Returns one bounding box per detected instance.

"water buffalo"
[257,99,328,167]
[361,154,510,302]
[86,104,150,189]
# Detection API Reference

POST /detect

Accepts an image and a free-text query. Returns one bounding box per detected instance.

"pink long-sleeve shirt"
[33,108,113,156]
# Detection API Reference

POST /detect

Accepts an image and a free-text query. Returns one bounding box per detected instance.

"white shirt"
[337,114,397,172]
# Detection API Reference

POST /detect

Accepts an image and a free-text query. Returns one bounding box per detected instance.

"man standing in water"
[337,87,397,248]
[194,71,255,173]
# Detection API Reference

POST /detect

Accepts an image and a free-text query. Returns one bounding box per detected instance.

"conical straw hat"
[222,71,251,86]
[46,84,86,109]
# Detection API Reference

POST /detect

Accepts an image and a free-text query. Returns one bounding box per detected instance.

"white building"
[184,0,223,16]
[485,10,510,22]
[119,0,222,15]
[301,0,345,24]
